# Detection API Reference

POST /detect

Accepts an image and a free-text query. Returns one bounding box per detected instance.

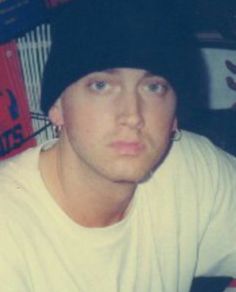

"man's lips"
[109,141,145,155]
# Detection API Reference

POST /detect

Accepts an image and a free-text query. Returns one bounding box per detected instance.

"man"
[0,1,236,291]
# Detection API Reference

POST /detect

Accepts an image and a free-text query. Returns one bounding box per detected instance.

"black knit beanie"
[41,0,206,118]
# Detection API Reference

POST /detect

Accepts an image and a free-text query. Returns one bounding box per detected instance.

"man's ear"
[172,117,178,131]
[48,100,64,127]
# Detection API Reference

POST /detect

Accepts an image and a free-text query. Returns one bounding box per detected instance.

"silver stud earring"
[53,125,63,138]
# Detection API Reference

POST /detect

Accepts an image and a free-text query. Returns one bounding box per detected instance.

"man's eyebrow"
[103,68,120,74]
[143,71,163,78]
[143,73,169,83]
[143,71,153,77]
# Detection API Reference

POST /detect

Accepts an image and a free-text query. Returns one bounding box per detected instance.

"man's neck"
[39,141,137,228]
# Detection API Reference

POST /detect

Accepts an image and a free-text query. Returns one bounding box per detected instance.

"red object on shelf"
[0,41,35,160]
[229,280,236,287]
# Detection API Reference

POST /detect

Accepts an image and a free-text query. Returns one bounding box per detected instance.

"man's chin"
[109,168,154,185]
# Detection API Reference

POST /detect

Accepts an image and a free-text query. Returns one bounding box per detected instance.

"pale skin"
[39,68,177,228]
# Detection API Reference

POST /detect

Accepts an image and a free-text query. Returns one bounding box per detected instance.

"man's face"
[51,68,177,184]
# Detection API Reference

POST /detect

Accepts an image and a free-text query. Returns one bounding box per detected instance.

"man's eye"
[89,80,109,91]
[145,82,167,94]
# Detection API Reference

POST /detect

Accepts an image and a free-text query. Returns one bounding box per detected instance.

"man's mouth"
[109,141,145,155]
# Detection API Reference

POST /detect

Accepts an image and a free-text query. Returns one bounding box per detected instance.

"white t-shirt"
[0,131,236,292]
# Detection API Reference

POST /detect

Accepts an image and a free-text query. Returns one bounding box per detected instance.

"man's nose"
[117,90,145,130]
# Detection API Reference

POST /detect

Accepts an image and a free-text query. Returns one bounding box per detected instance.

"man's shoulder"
[0,139,57,181]
[163,130,236,195]
[178,130,221,154]
[176,130,236,167]
[0,145,40,180]
[141,131,236,227]
[0,145,42,217]
[148,130,236,188]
